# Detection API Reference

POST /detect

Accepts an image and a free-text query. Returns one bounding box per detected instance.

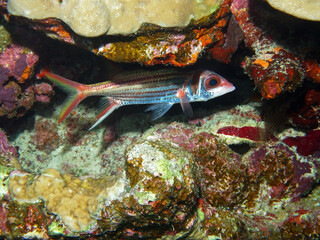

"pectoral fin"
[89,97,119,130]
[145,103,174,121]
[177,89,193,118]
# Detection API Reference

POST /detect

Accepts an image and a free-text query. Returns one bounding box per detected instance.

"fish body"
[37,69,235,130]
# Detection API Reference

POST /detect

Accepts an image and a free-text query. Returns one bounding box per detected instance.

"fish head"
[192,70,235,101]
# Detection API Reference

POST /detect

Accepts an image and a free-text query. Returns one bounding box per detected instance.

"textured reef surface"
[0,0,320,239]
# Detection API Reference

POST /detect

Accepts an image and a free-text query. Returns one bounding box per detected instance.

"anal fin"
[89,97,119,130]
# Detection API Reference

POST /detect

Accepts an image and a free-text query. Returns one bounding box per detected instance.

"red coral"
[243,48,304,99]
[217,126,265,141]
[231,0,305,99]
[283,129,320,156]
[246,143,317,201]
[208,15,244,64]
[304,59,320,84]
[289,89,320,129]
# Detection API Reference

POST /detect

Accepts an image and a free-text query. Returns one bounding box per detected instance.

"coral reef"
[0,0,320,238]
[94,0,231,66]
[0,99,320,238]
[190,132,246,207]
[245,142,318,202]
[32,119,59,153]
[0,24,11,52]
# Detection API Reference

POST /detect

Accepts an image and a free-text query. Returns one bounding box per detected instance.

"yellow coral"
[8,168,125,231]
[7,0,222,36]
[266,0,320,21]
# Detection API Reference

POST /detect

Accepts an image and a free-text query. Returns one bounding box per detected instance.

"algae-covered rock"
[99,139,199,238]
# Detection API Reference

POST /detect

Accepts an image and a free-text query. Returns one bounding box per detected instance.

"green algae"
[134,190,157,205]
[0,24,11,53]
[48,219,66,236]
[127,140,192,186]
[0,165,14,197]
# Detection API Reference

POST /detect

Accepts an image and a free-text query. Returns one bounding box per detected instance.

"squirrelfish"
[37,69,235,130]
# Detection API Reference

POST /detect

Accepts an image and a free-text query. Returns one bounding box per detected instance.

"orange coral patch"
[253,59,269,69]
[273,47,283,54]
[19,66,32,83]
[262,79,282,99]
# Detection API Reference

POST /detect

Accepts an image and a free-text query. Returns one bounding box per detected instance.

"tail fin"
[38,69,88,123]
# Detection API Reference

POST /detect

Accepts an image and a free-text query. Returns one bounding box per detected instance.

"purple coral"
[0,42,54,118]
[0,129,18,166]
[0,66,16,115]
[34,83,53,103]
[246,142,318,201]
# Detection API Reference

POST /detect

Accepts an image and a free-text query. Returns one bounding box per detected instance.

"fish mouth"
[213,81,235,98]
[220,78,235,91]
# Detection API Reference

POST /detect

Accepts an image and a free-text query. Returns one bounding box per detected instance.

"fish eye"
[204,75,220,90]
[209,79,218,86]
